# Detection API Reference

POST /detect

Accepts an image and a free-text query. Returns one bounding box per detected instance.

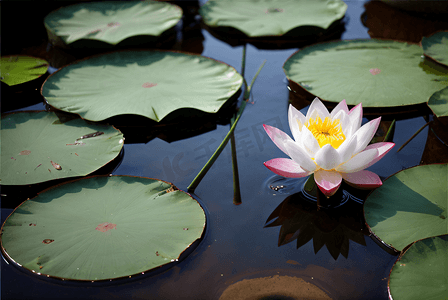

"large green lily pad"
[0,176,206,281]
[283,39,448,107]
[364,164,447,251]
[0,56,49,86]
[200,0,347,37]
[44,1,182,46]
[1,111,124,185]
[41,50,243,122]
[421,31,448,67]
[389,235,448,300]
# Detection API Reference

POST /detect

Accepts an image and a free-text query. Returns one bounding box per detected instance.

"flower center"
[305,116,345,149]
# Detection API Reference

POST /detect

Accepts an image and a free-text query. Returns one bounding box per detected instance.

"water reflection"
[362,0,448,43]
[265,190,369,260]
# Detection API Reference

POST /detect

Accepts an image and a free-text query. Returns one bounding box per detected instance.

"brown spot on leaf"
[19,150,31,155]
[183,228,189,230]
[142,82,157,88]
[95,222,117,232]
[50,160,62,170]
[42,239,54,244]
[155,251,159,256]
[29,223,36,226]
[369,68,381,75]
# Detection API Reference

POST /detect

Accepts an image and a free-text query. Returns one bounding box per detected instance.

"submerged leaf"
[0,56,49,86]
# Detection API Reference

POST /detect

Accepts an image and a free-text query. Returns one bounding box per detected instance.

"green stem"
[187,101,247,193]
[229,44,246,205]
[187,59,266,194]
[396,121,431,153]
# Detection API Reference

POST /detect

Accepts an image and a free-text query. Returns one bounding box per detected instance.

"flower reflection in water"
[265,188,369,260]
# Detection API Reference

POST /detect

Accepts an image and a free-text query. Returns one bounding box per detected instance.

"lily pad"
[283,39,448,108]
[428,86,448,117]
[0,56,49,86]
[364,164,447,251]
[200,0,347,38]
[388,235,448,300]
[421,31,448,67]
[0,176,206,281]
[1,111,124,185]
[44,1,182,46]
[41,50,243,122]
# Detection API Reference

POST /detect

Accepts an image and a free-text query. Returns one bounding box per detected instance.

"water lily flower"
[263,97,395,197]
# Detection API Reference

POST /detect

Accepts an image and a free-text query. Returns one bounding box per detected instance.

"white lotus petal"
[306,97,329,122]
[360,142,395,169]
[352,117,381,154]
[285,140,317,172]
[263,124,294,156]
[288,104,306,142]
[315,144,342,170]
[330,99,349,118]
[301,125,320,157]
[264,158,311,178]
[332,110,351,138]
[336,148,378,173]
[342,170,382,189]
[337,134,357,163]
[314,169,342,197]
[346,103,363,137]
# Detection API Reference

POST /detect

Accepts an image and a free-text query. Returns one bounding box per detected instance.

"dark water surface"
[1,1,437,299]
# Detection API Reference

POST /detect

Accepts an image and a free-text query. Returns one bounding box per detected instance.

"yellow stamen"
[305,116,345,148]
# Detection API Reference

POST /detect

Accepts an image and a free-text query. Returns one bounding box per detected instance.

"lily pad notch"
[41,50,243,122]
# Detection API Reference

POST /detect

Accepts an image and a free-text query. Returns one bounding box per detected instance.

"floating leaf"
[44,1,182,46]
[364,164,447,251]
[0,56,49,86]
[421,31,448,67]
[388,235,448,300]
[1,111,124,185]
[428,86,448,117]
[41,50,243,122]
[200,0,347,37]
[283,39,448,108]
[0,176,206,281]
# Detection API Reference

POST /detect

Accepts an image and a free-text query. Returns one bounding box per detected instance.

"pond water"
[1,1,444,299]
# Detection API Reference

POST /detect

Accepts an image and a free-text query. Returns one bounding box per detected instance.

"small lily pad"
[421,31,448,67]
[0,56,49,86]
[428,86,448,117]
[283,39,448,108]
[41,50,243,122]
[1,111,124,185]
[200,0,347,37]
[44,1,182,47]
[364,164,447,251]
[388,235,448,300]
[0,176,206,281]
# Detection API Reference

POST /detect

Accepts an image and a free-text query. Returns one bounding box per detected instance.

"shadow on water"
[265,186,370,260]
